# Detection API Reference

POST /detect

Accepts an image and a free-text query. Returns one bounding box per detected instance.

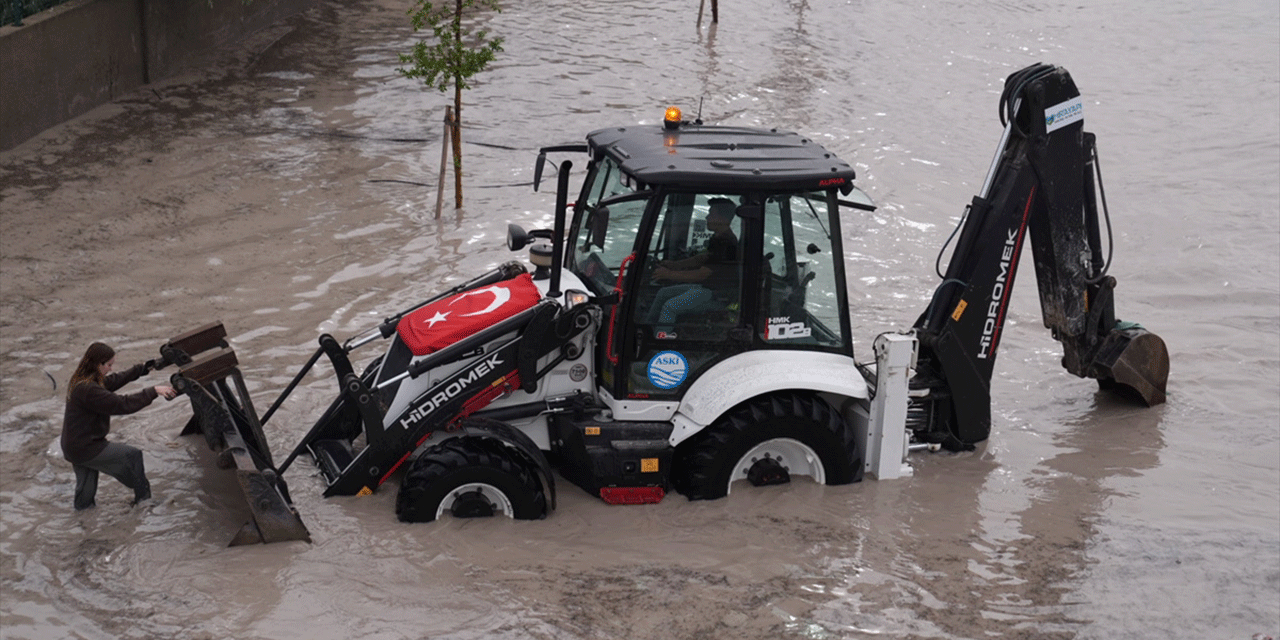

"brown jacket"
[60,363,157,464]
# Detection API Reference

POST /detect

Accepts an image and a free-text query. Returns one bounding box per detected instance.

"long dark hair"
[67,342,114,400]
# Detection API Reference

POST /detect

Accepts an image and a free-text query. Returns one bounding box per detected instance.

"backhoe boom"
[913,63,1169,447]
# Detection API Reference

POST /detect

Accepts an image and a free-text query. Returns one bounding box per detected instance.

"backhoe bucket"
[161,323,311,546]
[1093,324,1169,406]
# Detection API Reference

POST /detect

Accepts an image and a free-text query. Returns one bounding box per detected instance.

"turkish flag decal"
[397,273,542,355]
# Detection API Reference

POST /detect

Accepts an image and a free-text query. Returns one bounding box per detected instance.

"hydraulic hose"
[999,63,1055,136]
[935,203,970,279]
[1084,141,1115,284]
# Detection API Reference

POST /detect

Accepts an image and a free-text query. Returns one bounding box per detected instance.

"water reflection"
[773,388,1169,638]
[984,393,1165,635]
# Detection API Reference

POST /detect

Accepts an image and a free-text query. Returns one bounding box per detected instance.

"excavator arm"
[913,63,1169,448]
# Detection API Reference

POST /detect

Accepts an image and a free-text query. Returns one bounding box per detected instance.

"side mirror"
[586,205,610,250]
[533,152,547,192]
[507,224,532,251]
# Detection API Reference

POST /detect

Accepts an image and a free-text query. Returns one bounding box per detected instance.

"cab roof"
[585,122,856,193]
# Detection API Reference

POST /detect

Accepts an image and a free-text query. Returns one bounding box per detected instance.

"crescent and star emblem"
[423,311,449,328]
[422,285,511,328]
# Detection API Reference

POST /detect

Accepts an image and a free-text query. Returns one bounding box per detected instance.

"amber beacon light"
[663,106,683,130]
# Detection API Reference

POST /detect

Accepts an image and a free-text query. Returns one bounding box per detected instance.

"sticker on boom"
[647,351,689,389]
[1044,96,1083,133]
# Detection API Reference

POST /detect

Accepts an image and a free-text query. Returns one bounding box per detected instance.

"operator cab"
[557,108,875,401]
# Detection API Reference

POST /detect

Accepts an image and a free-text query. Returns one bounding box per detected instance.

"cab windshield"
[568,156,650,294]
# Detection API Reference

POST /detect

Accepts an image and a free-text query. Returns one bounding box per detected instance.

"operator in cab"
[646,197,740,334]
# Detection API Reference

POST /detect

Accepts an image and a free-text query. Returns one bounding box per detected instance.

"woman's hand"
[154,385,177,400]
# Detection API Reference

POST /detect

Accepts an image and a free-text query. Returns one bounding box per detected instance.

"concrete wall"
[0,0,313,151]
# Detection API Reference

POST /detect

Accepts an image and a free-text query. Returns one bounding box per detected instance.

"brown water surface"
[2,1,1277,638]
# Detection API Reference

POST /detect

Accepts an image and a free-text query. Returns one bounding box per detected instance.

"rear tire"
[674,392,861,500]
[396,437,547,523]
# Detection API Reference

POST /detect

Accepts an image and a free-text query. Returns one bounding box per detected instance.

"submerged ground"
[1,0,1277,638]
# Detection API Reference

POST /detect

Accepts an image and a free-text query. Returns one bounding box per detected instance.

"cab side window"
[759,193,845,348]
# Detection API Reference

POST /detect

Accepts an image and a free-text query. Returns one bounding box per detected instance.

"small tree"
[398,0,503,209]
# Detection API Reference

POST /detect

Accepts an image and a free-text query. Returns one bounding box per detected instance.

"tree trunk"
[451,0,464,209]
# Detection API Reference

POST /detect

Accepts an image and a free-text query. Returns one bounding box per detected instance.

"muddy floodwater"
[2,0,1277,638]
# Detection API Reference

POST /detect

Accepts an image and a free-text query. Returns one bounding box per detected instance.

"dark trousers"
[72,442,150,510]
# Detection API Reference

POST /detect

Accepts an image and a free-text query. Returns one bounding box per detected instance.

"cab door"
[565,191,652,395]
[619,192,754,399]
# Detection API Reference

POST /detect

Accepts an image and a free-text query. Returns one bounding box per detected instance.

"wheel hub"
[746,455,790,487]
[727,438,825,495]
[436,482,516,519]
[449,489,496,518]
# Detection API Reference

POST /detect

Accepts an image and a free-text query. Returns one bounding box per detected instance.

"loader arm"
[307,298,597,498]
[913,63,1169,447]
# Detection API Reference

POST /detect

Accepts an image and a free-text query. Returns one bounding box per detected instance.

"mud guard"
[436,417,557,513]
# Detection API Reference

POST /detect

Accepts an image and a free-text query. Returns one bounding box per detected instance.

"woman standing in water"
[61,342,176,510]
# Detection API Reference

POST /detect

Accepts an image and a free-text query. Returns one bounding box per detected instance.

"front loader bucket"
[161,323,311,546]
[1093,324,1169,406]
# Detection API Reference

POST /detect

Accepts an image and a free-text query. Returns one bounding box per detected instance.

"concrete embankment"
[0,0,312,150]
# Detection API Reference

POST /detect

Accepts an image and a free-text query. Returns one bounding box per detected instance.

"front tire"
[674,392,862,500]
[396,437,547,522]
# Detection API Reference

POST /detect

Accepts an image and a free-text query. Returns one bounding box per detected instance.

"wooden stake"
[436,106,452,220]
[452,98,463,209]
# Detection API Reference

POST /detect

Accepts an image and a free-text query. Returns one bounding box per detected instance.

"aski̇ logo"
[647,351,689,390]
